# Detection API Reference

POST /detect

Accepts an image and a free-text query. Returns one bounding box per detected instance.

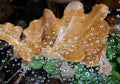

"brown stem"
[13,70,26,84]
[4,68,22,83]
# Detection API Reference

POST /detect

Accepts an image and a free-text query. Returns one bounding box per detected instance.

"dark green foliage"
[105,34,120,83]
[107,34,118,60]
[29,56,58,76]
[117,57,120,64]
[72,34,120,84]
[72,63,104,84]
[104,71,120,84]
[29,56,45,69]
[43,59,58,76]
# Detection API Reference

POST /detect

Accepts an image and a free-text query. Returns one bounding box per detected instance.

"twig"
[4,68,22,83]
[13,69,26,84]
[0,56,9,71]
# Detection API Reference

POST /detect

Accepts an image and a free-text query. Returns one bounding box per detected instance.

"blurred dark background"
[0,0,120,28]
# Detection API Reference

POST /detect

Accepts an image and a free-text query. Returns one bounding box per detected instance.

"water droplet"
[89,61,94,65]
[116,9,120,11]
[0,48,3,50]
[74,37,78,40]
[31,78,35,81]
[17,63,21,66]
[4,66,7,68]
[35,82,39,84]
[1,60,5,63]
[52,32,55,34]
[32,71,35,74]
[85,72,90,77]
[5,43,8,46]
[100,18,104,21]
[90,27,94,31]
[46,35,50,39]
[108,10,111,14]
[14,59,18,62]
[100,25,104,28]
[96,40,100,44]
[88,38,92,41]
[67,39,72,43]
[66,51,69,55]
[63,43,67,47]
[114,25,120,31]
[110,39,115,42]
[35,56,40,60]
[43,42,47,44]
[89,68,94,72]
[0,40,2,43]
[41,79,45,83]
[81,16,85,19]
[12,64,15,67]
[49,41,53,45]
[116,14,120,18]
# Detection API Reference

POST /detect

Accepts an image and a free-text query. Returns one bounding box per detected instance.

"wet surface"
[0,0,120,84]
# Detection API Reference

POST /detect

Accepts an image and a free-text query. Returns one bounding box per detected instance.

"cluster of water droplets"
[0,40,22,83]
[0,7,119,83]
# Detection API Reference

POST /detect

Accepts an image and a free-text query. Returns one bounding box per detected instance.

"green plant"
[29,56,58,76]
[29,56,45,69]
[72,63,99,84]
[71,34,120,84]
[29,34,120,83]
[107,34,118,60]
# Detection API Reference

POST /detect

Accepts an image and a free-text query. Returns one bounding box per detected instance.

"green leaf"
[80,71,95,80]
[107,46,116,60]
[43,59,58,76]
[111,62,117,70]
[112,71,120,80]
[117,57,120,64]
[74,63,96,82]
[107,34,118,60]
[29,56,45,69]
[105,71,120,84]
[74,63,85,79]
